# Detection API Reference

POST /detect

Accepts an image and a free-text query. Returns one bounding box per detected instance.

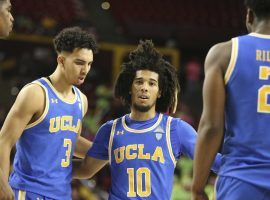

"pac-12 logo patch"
[154,126,164,140]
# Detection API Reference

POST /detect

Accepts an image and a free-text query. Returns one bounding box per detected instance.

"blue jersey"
[9,77,84,199]
[220,33,270,190]
[88,113,221,200]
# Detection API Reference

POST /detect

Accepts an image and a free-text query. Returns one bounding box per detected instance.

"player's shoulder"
[19,81,45,100]
[206,40,232,73]
[100,119,116,131]
[208,40,232,62]
[13,81,46,113]
[169,116,196,134]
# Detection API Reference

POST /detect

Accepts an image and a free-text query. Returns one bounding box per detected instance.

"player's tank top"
[220,33,270,189]
[9,77,84,199]
[108,113,176,200]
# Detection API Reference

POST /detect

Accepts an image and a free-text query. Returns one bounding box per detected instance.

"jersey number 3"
[127,167,151,197]
[61,138,72,167]
[258,66,270,113]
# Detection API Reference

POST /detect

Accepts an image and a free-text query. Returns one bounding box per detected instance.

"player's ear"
[158,90,161,98]
[246,8,254,25]
[57,55,65,66]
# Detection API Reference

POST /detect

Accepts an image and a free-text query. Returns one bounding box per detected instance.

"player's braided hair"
[114,40,180,114]
[53,27,98,54]
[245,0,270,19]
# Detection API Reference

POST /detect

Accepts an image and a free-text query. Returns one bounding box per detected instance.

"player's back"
[221,33,270,190]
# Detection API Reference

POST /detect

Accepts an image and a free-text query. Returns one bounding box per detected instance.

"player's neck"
[130,108,156,121]
[49,70,73,97]
[253,20,270,35]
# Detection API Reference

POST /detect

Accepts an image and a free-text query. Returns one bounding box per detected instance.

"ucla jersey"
[108,113,176,200]
[220,33,270,189]
[9,77,84,199]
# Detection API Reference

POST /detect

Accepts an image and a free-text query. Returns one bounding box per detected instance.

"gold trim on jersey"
[249,33,270,39]
[109,119,118,164]
[122,114,163,133]
[25,81,49,129]
[213,176,219,200]
[165,116,176,167]
[18,190,26,200]
[75,87,85,117]
[42,77,77,104]
[224,38,238,84]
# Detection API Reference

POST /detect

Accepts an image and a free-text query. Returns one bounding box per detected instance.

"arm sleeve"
[174,119,197,159]
[172,118,221,172]
[86,120,113,160]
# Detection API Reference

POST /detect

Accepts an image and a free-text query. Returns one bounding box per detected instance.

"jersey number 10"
[127,167,151,197]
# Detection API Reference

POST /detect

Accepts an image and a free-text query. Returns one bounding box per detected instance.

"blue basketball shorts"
[215,176,270,200]
[13,189,55,200]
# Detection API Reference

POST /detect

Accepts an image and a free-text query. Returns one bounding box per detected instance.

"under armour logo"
[117,130,124,135]
[51,98,58,103]
[37,198,44,200]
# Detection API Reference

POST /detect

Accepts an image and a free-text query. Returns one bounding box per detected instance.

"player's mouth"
[79,77,85,81]
[138,95,149,100]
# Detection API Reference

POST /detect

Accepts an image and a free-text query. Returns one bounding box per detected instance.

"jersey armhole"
[108,119,118,165]
[25,81,49,129]
[74,87,85,118]
[165,117,177,167]
[224,38,239,84]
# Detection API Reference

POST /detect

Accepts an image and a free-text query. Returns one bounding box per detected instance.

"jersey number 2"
[258,66,270,113]
[61,138,72,167]
[127,167,151,197]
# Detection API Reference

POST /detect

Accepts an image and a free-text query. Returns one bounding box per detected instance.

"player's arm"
[74,93,92,159]
[73,156,108,179]
[176,120,221,173]
[73,120,112,179]
[191,41,231,200]
[0,84,45,199]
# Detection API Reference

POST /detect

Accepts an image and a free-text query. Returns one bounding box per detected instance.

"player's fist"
[191,191,209,200]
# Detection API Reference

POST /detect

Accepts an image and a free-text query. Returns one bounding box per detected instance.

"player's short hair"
[245,0,270,19]
[53,27,98,54]
[114,40,180,114]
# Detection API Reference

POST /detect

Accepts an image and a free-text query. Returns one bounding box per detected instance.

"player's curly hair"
[114,40,180,114]
[53,27,98,54]
[245,0,270,19]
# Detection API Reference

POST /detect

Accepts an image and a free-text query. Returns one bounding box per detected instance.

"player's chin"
[0,30,9,38]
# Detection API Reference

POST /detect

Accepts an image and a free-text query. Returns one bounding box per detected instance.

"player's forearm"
[73,157,108,179]
[192,124,223,192]
[72,159,91,179]
[0,143,12,181]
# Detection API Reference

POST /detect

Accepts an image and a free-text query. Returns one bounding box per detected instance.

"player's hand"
[191,191,209,200]
[0,177,14,200]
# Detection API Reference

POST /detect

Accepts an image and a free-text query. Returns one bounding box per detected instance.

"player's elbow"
[198,120,223,138]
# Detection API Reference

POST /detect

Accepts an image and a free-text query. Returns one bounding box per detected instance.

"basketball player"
[192,0,270,199]
[0,27,97,200]
[73,40,221,200]
[0,0,13,38]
